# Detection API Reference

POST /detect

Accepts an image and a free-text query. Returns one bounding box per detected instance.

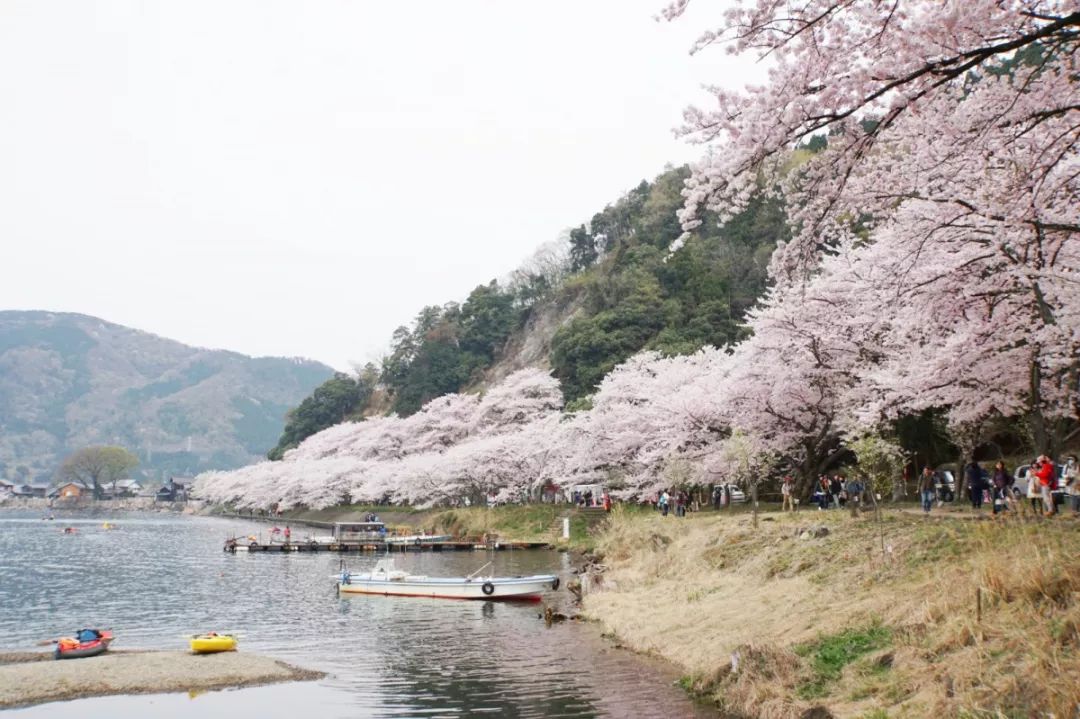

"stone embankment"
[0,497,201,513]
[0,649,324,709]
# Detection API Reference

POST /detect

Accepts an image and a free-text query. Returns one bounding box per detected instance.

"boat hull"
[384,534,452,545]
[55,637,111,660]
[338,574,557,601]
[190,634,237,654]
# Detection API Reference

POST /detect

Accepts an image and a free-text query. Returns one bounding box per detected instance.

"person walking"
[1064,456,1079,516]
[1025,461,1042,515]
[966,461,985,510]
[829,475,843,509]
[918,467,936,514]
[818,475,833,510]
[659,490,670,517]
[1035,455,1056,516]
[991,461,1009,491]
[991,469,1009,516]
[991,461,1015,512]
[844,475,862,516]
[781,475,795,512]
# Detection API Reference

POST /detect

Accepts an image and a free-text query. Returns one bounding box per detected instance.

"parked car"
[927,469,957,502]
[1013,463,1068,505]
[711,483,747,505]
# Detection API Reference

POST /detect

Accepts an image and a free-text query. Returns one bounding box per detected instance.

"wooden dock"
[225,539,551,554]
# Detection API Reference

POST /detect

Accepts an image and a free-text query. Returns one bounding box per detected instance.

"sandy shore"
[0,649,325,709]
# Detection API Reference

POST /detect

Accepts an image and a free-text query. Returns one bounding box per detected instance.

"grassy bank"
[582,506,1080,718]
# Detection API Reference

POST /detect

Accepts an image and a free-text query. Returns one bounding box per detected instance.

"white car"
[712,483,747,504]
[935,470,956,502]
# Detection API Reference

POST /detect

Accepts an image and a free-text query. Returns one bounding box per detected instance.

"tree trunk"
[1028,351,1055,456]
[956,450,967,504]
[750,482,759,530]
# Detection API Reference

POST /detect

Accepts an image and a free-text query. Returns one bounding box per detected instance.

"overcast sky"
[0,1,761,371]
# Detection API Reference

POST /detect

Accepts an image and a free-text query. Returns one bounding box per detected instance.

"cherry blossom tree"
[194,369,567,510]
[565,348,735,498]
[711,429,776,527]
[664,1,1078,264]
[664,0,1079,452]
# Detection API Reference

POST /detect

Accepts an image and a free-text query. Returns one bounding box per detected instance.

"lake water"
[0,512,708,718]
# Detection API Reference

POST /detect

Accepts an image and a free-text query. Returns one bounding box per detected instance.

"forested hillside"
[268,164,787,458]
[0,311,333,482]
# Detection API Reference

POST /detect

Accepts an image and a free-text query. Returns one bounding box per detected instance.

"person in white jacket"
[1064,456,1079,516]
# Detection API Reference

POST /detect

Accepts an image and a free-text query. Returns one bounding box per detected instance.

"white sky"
[0,1,761,371]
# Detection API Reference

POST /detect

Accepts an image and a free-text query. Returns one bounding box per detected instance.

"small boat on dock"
[190,633,238,654]
[54,629,112,660]
[336,559,559,601]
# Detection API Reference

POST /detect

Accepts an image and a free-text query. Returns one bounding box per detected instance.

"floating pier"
[224,539,551,554]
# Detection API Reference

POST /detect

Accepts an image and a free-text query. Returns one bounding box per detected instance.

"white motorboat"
[383,533,452,545]
[337,559,559,601]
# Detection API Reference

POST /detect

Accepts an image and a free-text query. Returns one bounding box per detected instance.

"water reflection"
[0,512,710,718]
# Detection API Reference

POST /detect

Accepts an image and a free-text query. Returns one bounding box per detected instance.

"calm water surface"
[0,512,709,718]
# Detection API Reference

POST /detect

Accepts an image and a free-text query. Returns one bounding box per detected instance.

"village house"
[50,481,90,500]
[13,483,49,498]
[156,477,192,502]
[100,479,143,499]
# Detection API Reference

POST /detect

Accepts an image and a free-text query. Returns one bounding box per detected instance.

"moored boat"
[190,632,238,654]
[337,559,559,601]
[384,533,452,545]
[54,629,112,660]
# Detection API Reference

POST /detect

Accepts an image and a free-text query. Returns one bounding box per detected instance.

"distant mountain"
[0,311,334,484]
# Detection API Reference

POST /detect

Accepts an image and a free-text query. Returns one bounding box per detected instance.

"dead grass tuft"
[714,644,808,719]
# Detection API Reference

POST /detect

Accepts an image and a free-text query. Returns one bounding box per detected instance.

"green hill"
[0,310,333,483]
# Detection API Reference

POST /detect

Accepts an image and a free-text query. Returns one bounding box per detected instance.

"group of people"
[918,455,1079,517]
[792,474,863,511]
[656,489,691,517]
[572,489,611,511]
[648,455,1080,519]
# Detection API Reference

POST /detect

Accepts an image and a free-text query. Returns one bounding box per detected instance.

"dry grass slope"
[582,506,1080,719]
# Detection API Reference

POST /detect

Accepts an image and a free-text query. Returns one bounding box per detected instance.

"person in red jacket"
[1035,455,1056,516]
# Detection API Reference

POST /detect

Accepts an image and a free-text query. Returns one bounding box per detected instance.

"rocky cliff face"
[475,288,586,389]
[0,311,333,482]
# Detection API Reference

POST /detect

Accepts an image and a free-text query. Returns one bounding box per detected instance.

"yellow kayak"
[190,633,237,654]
